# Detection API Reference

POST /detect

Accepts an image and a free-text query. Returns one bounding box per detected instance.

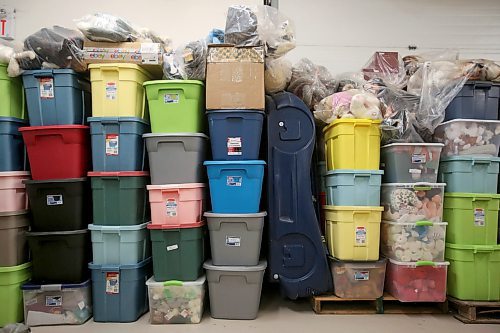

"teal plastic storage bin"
[325,170,383,206]
[439,156,500,193]
[204,160,265,214]
[89,258,151,323]
[89,222,151,265]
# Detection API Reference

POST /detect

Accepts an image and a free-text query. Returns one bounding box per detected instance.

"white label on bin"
[227,137,242,156]
[226,236,241,247]
[166,199,178,217]
[106,82,117,100]
[227,176,242,187]
[105,134,119,156]
[39,78,54,99]
[409,168,422,174]
[106,272,119,294]
[140,43,160,64]
[412,154,427,164]
[355,226,367,245]
[78,301,85,310]
[45,296,62,306]
[164,93,179,104]
[474,208,485,226]
[354,271,370,281]
[46,194,63,206]
[167,244,179,251]
[180,309,190,318]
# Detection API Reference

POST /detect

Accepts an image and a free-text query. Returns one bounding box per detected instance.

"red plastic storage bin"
[20,125,90,180]
[385,259,449,302]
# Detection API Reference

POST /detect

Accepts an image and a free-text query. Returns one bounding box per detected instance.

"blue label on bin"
[354,271,369,281]
[46,195,63,206]
[164,93,179,104]
[45,296,62,306]
[227,176,242,187]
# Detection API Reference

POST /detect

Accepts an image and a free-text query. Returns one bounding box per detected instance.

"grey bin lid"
[142,133,209,139]
[204,211,267,218]
[203,260,267,272]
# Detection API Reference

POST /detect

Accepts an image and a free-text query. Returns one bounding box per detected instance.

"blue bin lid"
[87,117,150,125]
[440,156,500,163]
[21,279,91,290]
[206,110,265,115]
[89,257,151,271]
[204,160,266,166]
[22,68,79,76]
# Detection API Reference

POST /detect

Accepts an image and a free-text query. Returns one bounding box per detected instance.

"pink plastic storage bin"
[385,259,449,302]
[147,183,206,227]
[0,171,30,212]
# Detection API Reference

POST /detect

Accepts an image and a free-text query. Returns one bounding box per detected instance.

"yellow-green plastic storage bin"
[89,64,153,120]
[444,193,500,245]
[143,80,205,133]
[323,119,381,170]
[324,205,383,261]
[0,64,25,120]
[445,243,500,301]
[0,262,31,327]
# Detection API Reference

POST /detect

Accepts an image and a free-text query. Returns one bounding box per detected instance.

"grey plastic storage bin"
[0,210,30,266]
[204,260,267,320]
[89,222,151,265]
[89,117,150,171]
[444,81,500,121]
[205,212,266,266]
[144,133,208,185]
[325,170,383,206]
[89,257,151,323]
[439,156,500,193]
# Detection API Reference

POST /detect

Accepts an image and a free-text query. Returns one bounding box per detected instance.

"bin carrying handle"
[415,261,435,267]
[472,196,492,202]
[163,280,183,286]
[99,66,120,72]
[33,71,54,78]
[40,284,63,291]
[473,246,496,253]
[473,81,492,89]
[415,221,434,227]
[472,159,492,165]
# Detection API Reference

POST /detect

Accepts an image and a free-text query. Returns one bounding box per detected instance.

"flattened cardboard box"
[206,44,265,110]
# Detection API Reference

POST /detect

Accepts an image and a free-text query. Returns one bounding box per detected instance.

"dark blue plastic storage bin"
[89,117,150,171]
[266,92,332,299]
[89,257,151,323]
[22,69,91,126]
[207,110,265,160]
[0,117,27,171]
[204,160,265,213]
[444,81,500,121]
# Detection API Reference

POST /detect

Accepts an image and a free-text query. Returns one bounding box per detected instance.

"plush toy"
[349,92,382,120]
[383,187,443,223]
[148,285,204,324]
[264,58,292,94]
[314,90,382,123]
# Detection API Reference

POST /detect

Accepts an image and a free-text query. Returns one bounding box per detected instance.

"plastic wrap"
[256,6,296,59]
[18,26,86,72]
[362,52,407,88]
[457,59,500,82]
[162,39,207,80]
[403,49,458,79]
[264,58,292,93]
[335,72,366,92]
[75,13,139,42]
[224,5,260,46]
[287,58,336,109]
[207,29,225,44]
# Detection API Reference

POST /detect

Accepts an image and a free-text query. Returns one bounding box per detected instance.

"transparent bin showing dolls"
[381,183,446,223]
[381,221,447,262]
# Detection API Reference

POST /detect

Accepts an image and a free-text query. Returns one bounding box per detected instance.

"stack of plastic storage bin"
[142,79,207,324]
[322,119,386,299]
[202,84,267,319]
[380,143,449,302]
[18,69,93,326]
[434,81,500,302]
[0,63,32,328]
[86,63,153,323]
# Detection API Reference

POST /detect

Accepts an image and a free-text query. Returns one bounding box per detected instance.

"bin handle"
[40,284,63,291]
[472,159,492,165]
[413,185,432,191]
[33,71,54,78]
[415,220,434,227]
[99,66,119,72]
[353,122,372,127]
[415,261,435,267]
[163,280,183,286]
[473,81,492,89]
[473,246,496,253]
[472,196,492,202]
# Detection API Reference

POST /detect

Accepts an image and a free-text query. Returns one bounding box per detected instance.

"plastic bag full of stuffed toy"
[256,5,296,59]
[264,57,292,93]
[75,13,140,42]
[224,5,260,46]
[162,39,208,81]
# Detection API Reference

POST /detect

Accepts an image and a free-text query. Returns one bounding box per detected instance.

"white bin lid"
[146,275,206,287]
[203,260,267,272]
[381,182,446,187]
[88,221,150,231]
[381,143,444,148]
[382,220,448,226]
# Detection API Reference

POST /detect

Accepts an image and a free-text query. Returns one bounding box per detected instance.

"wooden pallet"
[312,293,448,315]
[448,297,500,324]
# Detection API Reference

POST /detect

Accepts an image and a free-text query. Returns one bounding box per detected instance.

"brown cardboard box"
[206,44,265,110]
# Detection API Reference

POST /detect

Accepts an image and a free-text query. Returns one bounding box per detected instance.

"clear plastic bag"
[287,58,336,109]
[456,59,500,82]
[256,5,296,59]
[264,57,292,93]
[18,26,86,72]
[403,49,458,79]
[335,72,366,92]
[75,13,139,42]
[224,5,260,46]
[362,52,407,88]
[206,29,224,44]
[162,39,207,81]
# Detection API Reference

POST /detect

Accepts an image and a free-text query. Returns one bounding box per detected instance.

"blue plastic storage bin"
[204,160,265,214]
[439,156,500,193]
[266,92,332,299]
[445,81,500,121]
[326,170,383,206]
[89,117,150,171]
[0,117,27,171]
[22,69,91,126]
[89,257,151,323]
[207,110,265,160]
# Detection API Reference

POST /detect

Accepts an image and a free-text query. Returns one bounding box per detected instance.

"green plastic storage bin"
[148,223,204,281]
[143,80,205,133]
[446,243,500,301]
[0,262,31,327]
[88,171,149,226]
[0,64,25,120]
[444,193,500,245]
[439,156,500,193]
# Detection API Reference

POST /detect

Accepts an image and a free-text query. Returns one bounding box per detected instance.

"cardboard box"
[206,44,265,110]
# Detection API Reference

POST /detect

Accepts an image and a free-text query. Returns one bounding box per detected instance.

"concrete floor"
[31,286,498,333]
